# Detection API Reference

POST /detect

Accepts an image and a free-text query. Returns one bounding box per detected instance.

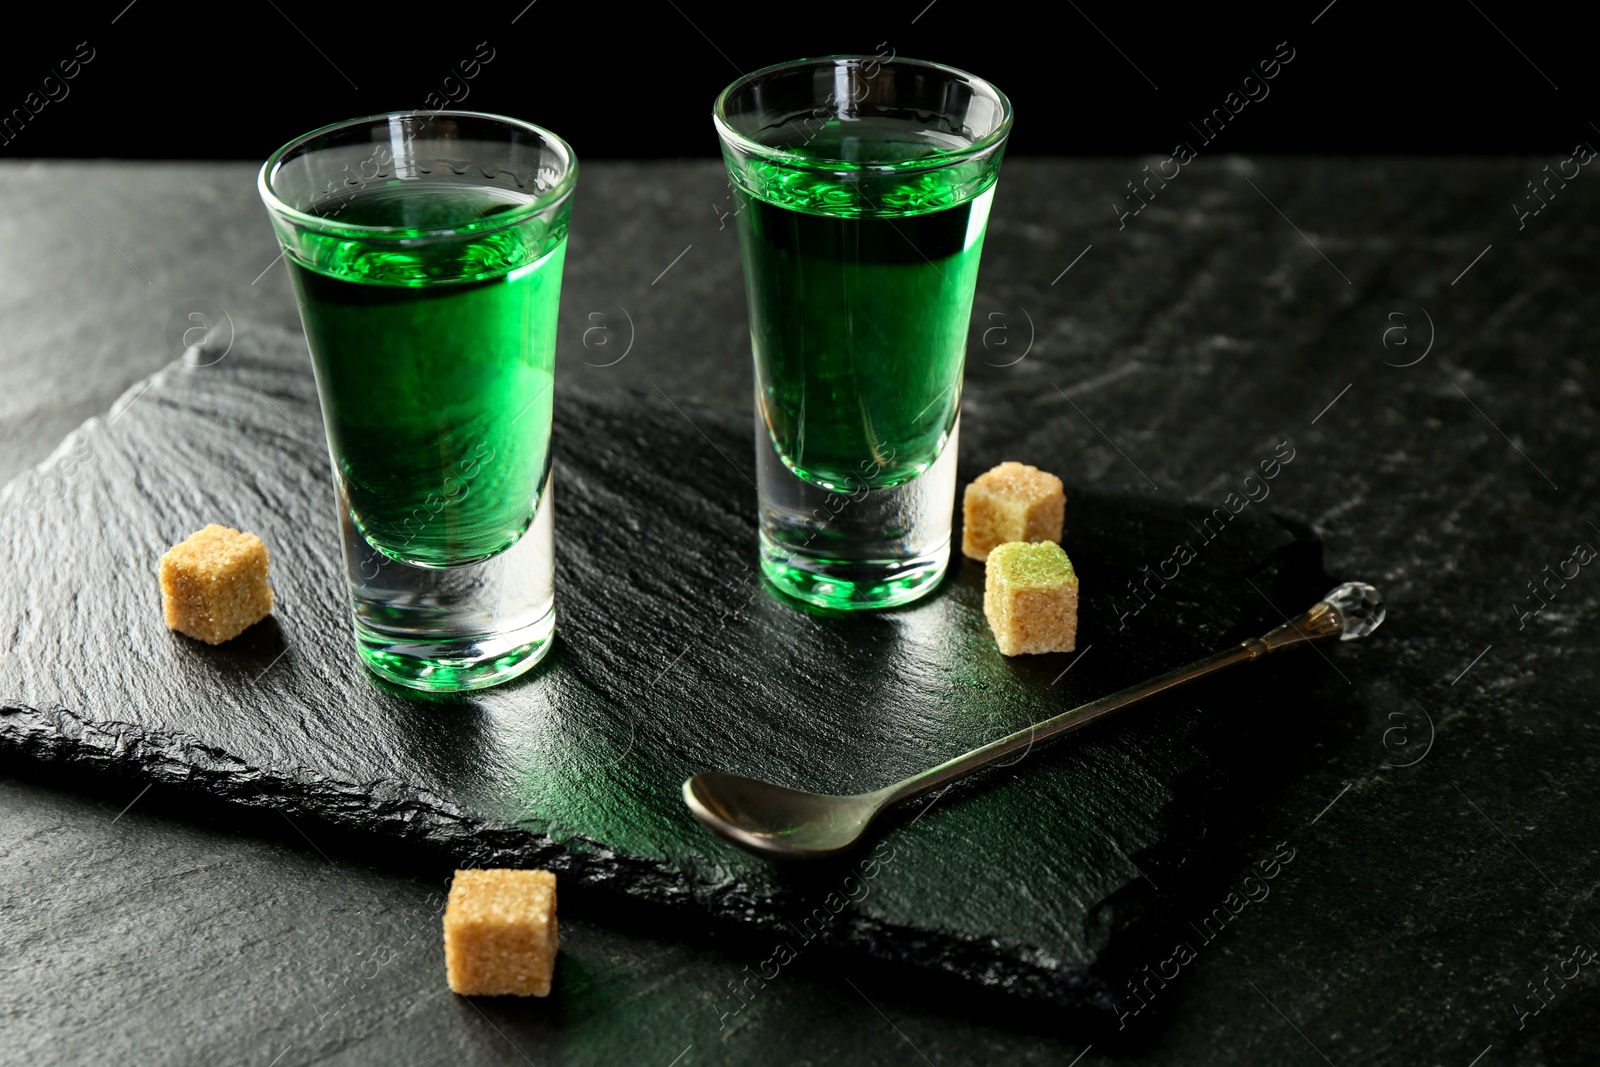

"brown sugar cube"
[983,541,1079,656]
[962,461,1066,562]
[444,869,558,997]
[158,524,274,644]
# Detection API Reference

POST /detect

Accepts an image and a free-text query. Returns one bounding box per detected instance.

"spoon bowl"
[683,772,889,859]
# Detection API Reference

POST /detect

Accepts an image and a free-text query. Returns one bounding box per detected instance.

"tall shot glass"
[259,112,577,692]
[714,57,1013,610]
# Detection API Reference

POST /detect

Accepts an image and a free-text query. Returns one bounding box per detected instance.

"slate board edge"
[0,700,1105,1009]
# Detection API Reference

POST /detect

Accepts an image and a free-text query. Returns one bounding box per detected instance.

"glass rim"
[257,110,579,240]
[712,55,1013,173]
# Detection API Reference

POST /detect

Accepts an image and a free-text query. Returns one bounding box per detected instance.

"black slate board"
[0,324,1331,1009]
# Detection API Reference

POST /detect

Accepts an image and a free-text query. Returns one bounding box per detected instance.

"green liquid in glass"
[286,182,564,568]
[732,119,997,492]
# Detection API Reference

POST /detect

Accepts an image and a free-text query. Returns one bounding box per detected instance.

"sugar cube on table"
[444,868,559,997]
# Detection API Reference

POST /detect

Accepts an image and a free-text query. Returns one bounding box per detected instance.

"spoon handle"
[882,581,1384,809]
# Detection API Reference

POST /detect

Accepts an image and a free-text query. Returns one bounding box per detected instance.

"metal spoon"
[684,582,1385,860]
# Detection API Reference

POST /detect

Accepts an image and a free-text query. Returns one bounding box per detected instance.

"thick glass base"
[756,415,959,611]
[355,613,553,692]
[339,476,556,693]
[758,534,949,610]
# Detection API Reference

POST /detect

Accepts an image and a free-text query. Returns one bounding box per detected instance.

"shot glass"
[714,56,1012,610]
[259,111,577,692]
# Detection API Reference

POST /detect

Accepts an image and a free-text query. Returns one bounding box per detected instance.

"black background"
[0,0,1591,161]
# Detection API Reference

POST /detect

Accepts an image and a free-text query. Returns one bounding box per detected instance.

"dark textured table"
[3,158,1598,1066]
